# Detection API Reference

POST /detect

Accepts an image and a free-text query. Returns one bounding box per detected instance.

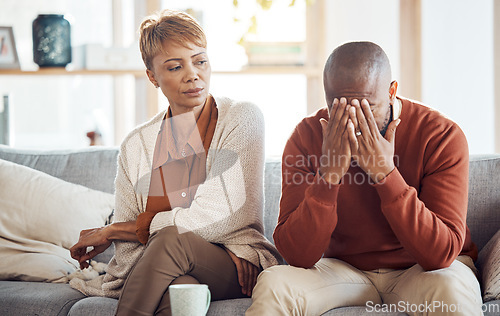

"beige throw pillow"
[477,229,500,302]
[0,159,114,282]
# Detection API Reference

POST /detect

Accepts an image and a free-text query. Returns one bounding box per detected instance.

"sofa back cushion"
[0,145,118,194]
[262,155,500,252]
[263,160,281,244]
[467,155,500,251]
[1,146,498,253]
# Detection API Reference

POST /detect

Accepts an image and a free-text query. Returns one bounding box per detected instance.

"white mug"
[169,284,211,316]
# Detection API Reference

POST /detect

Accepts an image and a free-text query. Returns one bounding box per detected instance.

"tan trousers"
[116,226,246,316]
[246,256,483,316]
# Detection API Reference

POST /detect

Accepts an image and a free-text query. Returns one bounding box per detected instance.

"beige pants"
[116,226,246,316]
[246,256,483,316]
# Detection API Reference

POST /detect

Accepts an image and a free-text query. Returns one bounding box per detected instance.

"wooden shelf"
[0,66,321,77]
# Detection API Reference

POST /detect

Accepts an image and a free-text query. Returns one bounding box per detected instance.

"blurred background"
[0,0,498,158]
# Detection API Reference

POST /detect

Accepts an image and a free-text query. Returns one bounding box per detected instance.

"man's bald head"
[323,41,392,95]
[323,41,398,136]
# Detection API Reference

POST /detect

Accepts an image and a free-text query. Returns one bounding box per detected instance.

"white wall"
[324,0,495,155]
[324,0,400,82]
[421,0,494,154]
[2,0,496,153]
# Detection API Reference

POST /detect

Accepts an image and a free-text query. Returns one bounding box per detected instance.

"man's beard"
[380,104,393,137]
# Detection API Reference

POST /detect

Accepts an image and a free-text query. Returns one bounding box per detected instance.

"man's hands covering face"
[347,99,400,183]
[319,97,352,184]
[320,98,400,184]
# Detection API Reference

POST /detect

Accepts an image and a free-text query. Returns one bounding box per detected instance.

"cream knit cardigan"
[70,96,281,298]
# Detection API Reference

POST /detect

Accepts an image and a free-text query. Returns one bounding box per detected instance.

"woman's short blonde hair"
[139,9,207,70]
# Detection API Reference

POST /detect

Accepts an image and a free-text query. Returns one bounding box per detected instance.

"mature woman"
[69,9,281,315]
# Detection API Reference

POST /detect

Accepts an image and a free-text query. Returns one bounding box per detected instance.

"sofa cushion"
[483,300,500,316]
[0,159,114,282]
[67,296,252,316]
[477,229,500,302]
[0,145,119,194]
[467,155,500,251]
[68,297,117,316]
[0,281,85,316]
[321,306,407,315]
[66,297,414,316]
[0,146,120,266]
[263,160,281,244]
[208,298,252,315]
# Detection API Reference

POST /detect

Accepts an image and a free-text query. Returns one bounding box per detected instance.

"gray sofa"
[0,145,499,316]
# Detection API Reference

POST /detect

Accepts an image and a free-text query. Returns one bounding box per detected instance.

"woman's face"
[147,41,211,115]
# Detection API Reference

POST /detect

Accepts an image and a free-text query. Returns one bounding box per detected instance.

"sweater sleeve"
[149,102,280,268]
[273,127,340,268]
[374,124,469,271]
[70,140,146,297]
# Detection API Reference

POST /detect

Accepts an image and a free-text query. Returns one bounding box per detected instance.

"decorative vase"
[32,14,72,67]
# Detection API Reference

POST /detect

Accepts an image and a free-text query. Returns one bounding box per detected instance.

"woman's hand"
[70,226,112,269]
[225,248,260,297]
[70,221,138,269]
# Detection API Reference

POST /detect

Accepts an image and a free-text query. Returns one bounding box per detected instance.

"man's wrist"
[370,165,395,184]
[318,168,342,184]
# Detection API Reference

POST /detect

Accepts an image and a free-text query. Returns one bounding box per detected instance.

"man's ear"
[146,69,159,88]
[389,80,398,104]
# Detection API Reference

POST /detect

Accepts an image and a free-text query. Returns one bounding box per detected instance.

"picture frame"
[0,26,20,69]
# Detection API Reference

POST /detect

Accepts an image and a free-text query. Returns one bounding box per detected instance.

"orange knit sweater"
[274,97,477,271]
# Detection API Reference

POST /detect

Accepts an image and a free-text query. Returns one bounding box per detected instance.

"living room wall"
[0,0,497,155]
[421,0,494,154]
[324,0,495,155]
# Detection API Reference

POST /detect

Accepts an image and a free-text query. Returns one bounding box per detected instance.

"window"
[159,0,310,157]
[0,0,318,157]
[0,0,115,148]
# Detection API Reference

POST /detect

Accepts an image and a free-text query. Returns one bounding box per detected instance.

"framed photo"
[0,26,20,69]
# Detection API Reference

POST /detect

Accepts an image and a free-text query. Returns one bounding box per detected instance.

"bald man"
[246,42,483,316]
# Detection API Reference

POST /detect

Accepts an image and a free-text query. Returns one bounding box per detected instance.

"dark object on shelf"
[32,14,72,67]
[86,130,103,146]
